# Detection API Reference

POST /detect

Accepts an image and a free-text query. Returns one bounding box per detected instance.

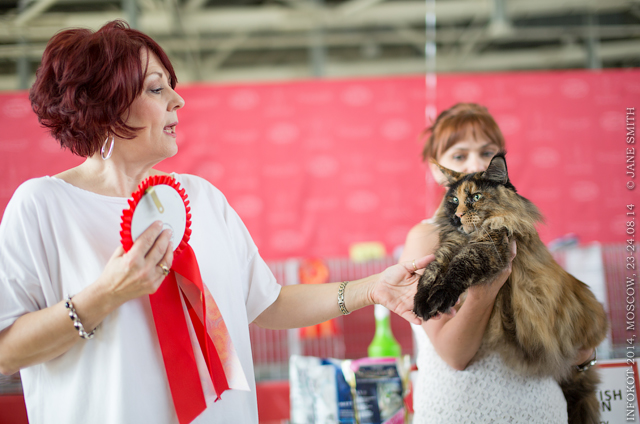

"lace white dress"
[411,324,568,424]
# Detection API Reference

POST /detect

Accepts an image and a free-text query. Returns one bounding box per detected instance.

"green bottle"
[367,305,402,357]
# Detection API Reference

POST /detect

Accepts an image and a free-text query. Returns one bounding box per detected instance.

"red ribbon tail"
[150,272,207,424]
[183,293,230,400]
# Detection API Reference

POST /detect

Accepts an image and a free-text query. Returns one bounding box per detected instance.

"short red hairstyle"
[421,103,506,162]
[30,20,178,157]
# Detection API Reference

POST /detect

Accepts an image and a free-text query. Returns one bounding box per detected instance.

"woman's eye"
[452,155,465,161]
[150,87,163,94]
[473,193,482,201]
[482,151,496,157]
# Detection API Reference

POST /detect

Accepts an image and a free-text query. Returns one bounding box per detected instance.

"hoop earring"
[101,134,114,160]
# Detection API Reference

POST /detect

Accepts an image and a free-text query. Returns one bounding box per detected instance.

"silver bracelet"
[338,281,350,315]
[576,349,597,372]
[64,295,97,339]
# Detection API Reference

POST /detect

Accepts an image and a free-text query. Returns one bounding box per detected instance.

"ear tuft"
[483,152,509,184]
[431,158,465,185]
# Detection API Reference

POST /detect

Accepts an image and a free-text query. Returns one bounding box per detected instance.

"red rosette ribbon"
[120,175,192,255]
[120,175,229,424]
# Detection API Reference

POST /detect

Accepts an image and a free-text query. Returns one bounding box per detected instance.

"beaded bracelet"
[338,281,350,315]
[64,295,97,340]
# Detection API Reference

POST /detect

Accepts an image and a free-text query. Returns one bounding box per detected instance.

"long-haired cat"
[413,153,608,424]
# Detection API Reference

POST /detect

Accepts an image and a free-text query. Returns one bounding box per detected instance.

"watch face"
[130,184,187,252]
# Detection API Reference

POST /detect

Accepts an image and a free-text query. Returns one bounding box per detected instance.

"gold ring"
[412,260,417,271]
[159,263,170,276]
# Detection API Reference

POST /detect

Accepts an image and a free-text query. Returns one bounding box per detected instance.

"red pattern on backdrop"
[0,69,637,260]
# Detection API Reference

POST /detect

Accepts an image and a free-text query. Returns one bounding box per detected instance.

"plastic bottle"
[367,304,402,357]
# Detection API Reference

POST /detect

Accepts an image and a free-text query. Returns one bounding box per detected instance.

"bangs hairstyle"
[29,20,177,157]
[421,103,506,162]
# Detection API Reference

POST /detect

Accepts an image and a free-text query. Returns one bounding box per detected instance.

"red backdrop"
[0,69,637,260]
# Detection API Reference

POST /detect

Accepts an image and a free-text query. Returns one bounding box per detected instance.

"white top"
[411,323,568,423]
[0,174,282,424]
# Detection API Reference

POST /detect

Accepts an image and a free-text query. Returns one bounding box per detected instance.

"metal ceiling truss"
[0,0,638,90]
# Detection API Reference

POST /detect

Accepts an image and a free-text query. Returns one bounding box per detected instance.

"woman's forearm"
[425,291,496,370]
[0,280,118,375]
[253,275,377,330]
[0,225,174,375]
[253,254,431,330]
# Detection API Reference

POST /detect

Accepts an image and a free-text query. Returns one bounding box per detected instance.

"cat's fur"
[413,153,608,424]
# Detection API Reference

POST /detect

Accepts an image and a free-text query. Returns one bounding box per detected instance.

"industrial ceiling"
[0,0,638,91]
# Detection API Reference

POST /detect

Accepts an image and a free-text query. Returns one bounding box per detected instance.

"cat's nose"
[456,210,466,218]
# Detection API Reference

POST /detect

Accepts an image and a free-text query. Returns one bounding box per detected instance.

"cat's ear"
[483,153,509,184]
[431,159,465,185]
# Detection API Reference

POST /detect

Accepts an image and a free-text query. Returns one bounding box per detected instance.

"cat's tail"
[560,366,601,424]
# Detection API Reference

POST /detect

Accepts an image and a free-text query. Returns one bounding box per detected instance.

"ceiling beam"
[14,0,58,26]
[2,24,639,60]
[336,0,386,16]
[0,0,633,42]
[183,0,207,13]
[1,38,635,90]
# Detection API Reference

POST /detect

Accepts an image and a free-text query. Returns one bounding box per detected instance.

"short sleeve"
[243,251,281,323]
[0,181,50,332]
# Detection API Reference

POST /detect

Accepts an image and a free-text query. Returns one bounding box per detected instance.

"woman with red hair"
[400,103,594,423]
[0,21,431,424]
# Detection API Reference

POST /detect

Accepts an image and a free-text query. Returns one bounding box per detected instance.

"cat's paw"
[418,286,460,320]
[413,284,433,320]
[413,267,442,319]
[418,267,438,290]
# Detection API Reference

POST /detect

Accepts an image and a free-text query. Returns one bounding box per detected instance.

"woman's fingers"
[404,254,436,273]
[400,310,422,325]
[509,240,517,261]
[145,228,173,264]
[161,241,174,269]
[152,241,174,289]
[125,220,172,267]
[103,222,173,299]
[110,244,125,260]
[128,221,164,258]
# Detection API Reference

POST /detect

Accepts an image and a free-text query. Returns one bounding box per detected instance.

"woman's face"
[117,50,185,164]
[429,136,500,185]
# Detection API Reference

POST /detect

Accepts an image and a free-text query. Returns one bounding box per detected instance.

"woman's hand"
[98,221,174,308]
[369,255,435,325]
[0,221,174,375]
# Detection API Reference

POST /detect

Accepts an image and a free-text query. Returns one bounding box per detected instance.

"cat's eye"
[451,196,459,204]
[473,193,482,201]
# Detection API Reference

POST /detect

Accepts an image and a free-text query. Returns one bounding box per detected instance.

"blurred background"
[0,1,638,422]
[0,0,639,87]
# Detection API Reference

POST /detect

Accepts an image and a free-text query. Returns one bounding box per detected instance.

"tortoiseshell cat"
[413,153,608,424]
